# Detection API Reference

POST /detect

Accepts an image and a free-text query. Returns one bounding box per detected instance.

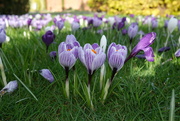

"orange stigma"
[67,49,71,51]
[91,49,97,54]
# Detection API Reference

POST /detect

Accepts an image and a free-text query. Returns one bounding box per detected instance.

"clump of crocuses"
[78,43,106,109]
[58,34,80,98]
[42,30,55,53]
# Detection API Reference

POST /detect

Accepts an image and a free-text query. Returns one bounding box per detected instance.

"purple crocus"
[49,51,57,60]
[78,43,106,84]
[0,80,18,96]
[107,43,127,82]
[125,32,156,63]
[128,22,139,44]
[158,47,170,53]
[0,28,6,48]
[56,20,64,30]
[151,18,158,29]
[42,30,55,52]
[175,49,180,57]
[39,69,54,83]
[71,21,80,31]
[122,29,127,35]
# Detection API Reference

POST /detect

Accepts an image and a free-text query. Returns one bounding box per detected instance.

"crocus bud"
[122,29,127,35]
[42,30,55,52]
[39,69,54,83]
[168,17,178,34]
[100,35,107,52]
[0,80,18,96]
[175,49,180,57]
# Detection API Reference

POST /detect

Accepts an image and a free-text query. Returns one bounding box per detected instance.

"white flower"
[100,35,107,52]
[168,17,178,34]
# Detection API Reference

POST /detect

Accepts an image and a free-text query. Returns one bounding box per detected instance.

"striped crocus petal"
[59,51,76,70]
[0,80,18,94]
[142,47,155,62]
[175,49,180,57]
[39,69,54,83]
[78,47,87,68]
[84,49,96,73]
[92,52,106,73]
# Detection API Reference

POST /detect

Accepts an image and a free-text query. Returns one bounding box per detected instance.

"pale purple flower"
[71,21,80,31]
[122,29,127,35]
[0,80,18,95]
[58,42,78,70]
[56,20,64,30]
[78,43,106,75]
[39,69,54,83]
[49,51,57,59]
[151,18,158,29]
[158,47,170,53]
[107,43,127,72]
[175,49,180,57]
[164,20,168,28]
[125,32,156,63]
[92,17,102,27]
[128,22,139,43]
[178,20,180,31]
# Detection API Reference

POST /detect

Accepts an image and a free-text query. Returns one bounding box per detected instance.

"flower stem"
[73,66,77,96]
[110,68,117,83]
[164,32,170,47]
[65,67,69,99]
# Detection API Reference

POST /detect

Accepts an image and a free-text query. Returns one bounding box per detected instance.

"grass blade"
[169,89,175,121]
[13,73,38,101]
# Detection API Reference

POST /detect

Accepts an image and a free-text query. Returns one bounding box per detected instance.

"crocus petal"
[92,52,106,74]
[39,69,54,83]
[109,52,125,71]
[92,43,99,49]
[0,80,18,94]
[78,47,86,67]
[59,51,76,70]
[175,49,180,57]
[142,47,155,62]
[158,47,170,53]
[84,49,96,72]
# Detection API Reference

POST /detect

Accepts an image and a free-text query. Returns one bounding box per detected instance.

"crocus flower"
[0,80,18,96]
[56,20,64,30]
[102,42,127,102]
[58,35,79,98]
[100,35,107,89]
[122,29,127,35]
[78,43,106,77]
[39,69,54,83]
[164,20,168,29]
[0,28,6,48]
[49,51,57,60]
[175,49,180,57]
[42,30,55,52]
[167,17,178,34]
[92,17,102,27]
[151,18,158,29]
[128,22,139,44]
[158,47,170,53]
[107,43,127,82]
[71,21,80,31]
[78,43,106,109]
[125,32,156,63]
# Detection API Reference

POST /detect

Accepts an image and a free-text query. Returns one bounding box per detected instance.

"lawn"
[0,13,179,120]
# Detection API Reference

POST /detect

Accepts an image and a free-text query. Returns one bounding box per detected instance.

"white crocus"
[165,17,178,47]
[100,35,107,89]
[168,17,178,34]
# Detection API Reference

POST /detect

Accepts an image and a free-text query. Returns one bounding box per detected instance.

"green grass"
[0,16,180,120]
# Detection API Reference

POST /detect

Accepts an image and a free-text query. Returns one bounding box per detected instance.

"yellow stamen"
[91,49,97,54]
